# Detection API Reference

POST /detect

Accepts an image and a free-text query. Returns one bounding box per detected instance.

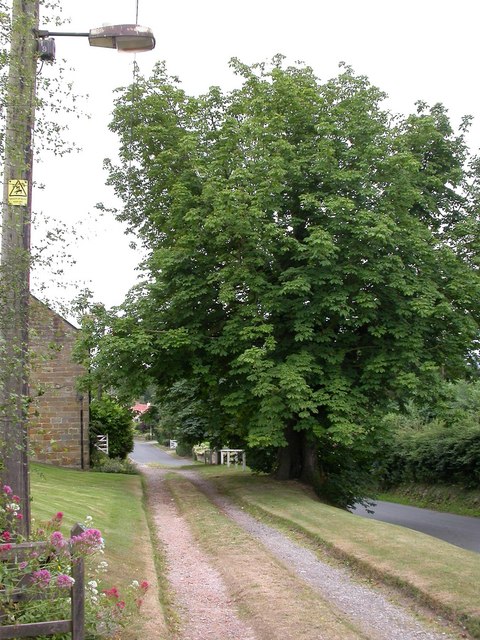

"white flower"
[130,580,139,588]
[85,515,93,524]
[88,580,98,589]
[96,560,108,573]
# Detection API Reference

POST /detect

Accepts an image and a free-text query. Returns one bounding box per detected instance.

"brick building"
[28,296,89,469]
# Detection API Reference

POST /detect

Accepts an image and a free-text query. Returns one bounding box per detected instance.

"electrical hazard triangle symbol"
[8,179,28,206]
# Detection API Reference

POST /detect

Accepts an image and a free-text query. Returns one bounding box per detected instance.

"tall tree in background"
[84,58,480,498]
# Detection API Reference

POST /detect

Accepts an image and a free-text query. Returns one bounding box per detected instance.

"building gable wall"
[28,297,89,468]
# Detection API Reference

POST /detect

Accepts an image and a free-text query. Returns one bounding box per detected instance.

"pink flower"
[85,528,102,543]
[140,580,149,592]
[12,495,20,504]
[71,528,103,555]
[50,530,67,549]
[31,569,51,587]
[116,600,126,610]
[19,561,28,570]
[2,485,12,496]
[1,531,11,542]
[103,586,120,599]
[0,543,12,552]
[53,512,63,522]
[56,574,74,589]
[16,513,23,520]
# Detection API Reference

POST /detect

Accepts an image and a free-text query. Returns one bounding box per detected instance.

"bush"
[381,411,480,489]
[90,396,134,460]
[91,454,138,475]
[312,431,381,510]
[245,446,277,474]
[175,442,192,457]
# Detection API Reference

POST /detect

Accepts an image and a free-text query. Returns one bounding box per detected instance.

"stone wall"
[28,297,89,468]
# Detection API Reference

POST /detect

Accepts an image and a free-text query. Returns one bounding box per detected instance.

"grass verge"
[379,483,480,518]
[30,463,167,640]
[195,466,480,639]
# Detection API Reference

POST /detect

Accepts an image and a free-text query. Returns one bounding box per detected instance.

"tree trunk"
[275,421,326,494]
[275,422,302,480]
[300,431,326,493]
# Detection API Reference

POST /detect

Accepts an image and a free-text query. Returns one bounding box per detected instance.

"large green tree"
[82,58,480,500]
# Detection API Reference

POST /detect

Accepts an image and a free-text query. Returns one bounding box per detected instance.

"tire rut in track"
[143,466,257,640]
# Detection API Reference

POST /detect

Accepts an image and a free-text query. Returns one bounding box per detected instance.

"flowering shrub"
[86,577,150,637]
[0,484,23,534]
[0,485,149,638]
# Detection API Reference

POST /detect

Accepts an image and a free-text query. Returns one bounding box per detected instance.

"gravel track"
[140,463,462,640]
[181,470,459,640]
[143,466,257,640]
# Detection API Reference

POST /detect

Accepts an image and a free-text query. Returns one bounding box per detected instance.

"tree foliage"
[150,379,207,446]
[381,381,480,489]
[89,395,134,460]
[80,58,480,505]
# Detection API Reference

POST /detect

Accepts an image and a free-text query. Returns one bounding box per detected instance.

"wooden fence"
[0,523,85,639]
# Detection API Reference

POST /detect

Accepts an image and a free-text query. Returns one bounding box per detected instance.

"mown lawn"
[30,463,166,639]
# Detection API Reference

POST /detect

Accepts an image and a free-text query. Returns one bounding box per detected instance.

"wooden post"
[0,0,39,538]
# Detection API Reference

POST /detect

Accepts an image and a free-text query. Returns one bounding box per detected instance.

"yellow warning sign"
[8,179,28,206]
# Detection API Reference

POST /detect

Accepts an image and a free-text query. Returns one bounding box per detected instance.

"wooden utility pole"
[0,0,39,537]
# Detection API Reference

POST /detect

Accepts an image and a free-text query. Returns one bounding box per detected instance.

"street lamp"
[0,0,155,536]
[36,24,156,60]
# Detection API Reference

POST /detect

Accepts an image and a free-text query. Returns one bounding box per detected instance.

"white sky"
[31,0,480,312]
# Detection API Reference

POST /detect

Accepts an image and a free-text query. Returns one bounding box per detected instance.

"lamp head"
[88,24,155,52]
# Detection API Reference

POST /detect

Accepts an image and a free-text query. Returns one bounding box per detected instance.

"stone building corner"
[28,296,89,469]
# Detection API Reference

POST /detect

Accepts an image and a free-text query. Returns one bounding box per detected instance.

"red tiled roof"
[131,403,150,415]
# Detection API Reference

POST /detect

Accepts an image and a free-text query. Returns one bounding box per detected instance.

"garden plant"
[0,483,149,638]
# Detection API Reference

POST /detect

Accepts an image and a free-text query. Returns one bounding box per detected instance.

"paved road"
[130,440,191,467]
[353,500,480,553]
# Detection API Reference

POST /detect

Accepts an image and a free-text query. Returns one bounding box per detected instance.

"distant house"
[28,296,89,469]
[131,402,150,422]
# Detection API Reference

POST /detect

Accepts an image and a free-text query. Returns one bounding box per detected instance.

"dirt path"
[142,466,463,640]
[143,467,257,640]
